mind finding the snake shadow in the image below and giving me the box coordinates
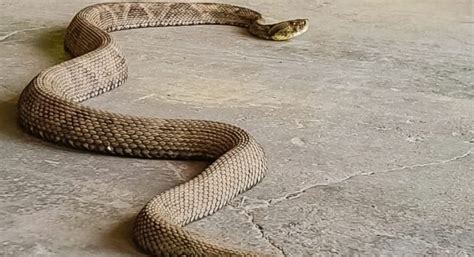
[2,27,209,255]
[0,28,90,155]
[0,27,68,145]
[32,27,146,255]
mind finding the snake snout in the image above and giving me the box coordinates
[269,18,309,41]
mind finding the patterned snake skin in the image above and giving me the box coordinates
[17,2,308,256]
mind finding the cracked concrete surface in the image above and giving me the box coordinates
[1,0,473,256]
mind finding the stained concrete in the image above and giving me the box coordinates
[1,0,473,256]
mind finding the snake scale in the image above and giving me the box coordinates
[18,2,308,256]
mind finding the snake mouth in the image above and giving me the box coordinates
[269,18,309,41]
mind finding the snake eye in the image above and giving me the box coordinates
[294,19,309,30]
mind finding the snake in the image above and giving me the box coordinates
[17,2,308,256]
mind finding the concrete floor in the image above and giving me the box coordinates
[1,0,473,256]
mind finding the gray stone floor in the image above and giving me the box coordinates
[1,0,473,256]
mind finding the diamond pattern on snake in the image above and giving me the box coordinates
[18,2,308,256]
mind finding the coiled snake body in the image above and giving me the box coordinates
[18,2,308,256]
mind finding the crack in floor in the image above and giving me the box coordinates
[238,148,473,211]
[0,27,47,42]
[224,148,472,256]
[228,204,287,257]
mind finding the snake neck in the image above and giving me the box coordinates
[247,20,273,40]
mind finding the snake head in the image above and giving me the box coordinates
[269,19,309,41]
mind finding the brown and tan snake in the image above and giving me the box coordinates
[17,2,308,256]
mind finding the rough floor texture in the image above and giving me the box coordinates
[1,0,473,256]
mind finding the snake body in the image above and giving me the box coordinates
[18,2,308,256]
